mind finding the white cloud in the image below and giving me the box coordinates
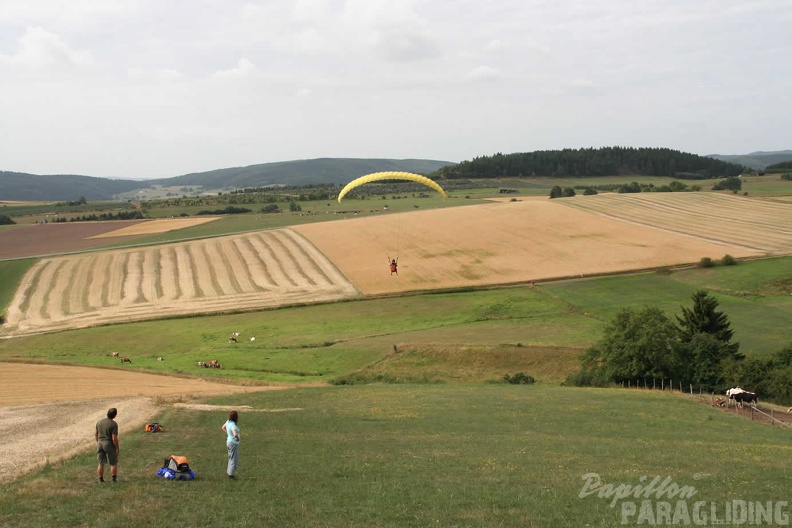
[0,26,93,70]
[465,65,501,82]
[127,66,184,83]
[211,58,259,80]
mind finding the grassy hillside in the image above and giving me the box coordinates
[1,257,789,385]
[3,384,792,528]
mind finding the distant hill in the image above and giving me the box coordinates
[706,150,792,170]
[0,159,453,201]
[145,158,453,189]
[0,172,142,202]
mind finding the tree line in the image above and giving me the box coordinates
[432,147,746,180]
[567,289,792,403]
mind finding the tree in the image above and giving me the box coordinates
[676,290,738,347]
[712,176,741,191]
[675,290,742,389]
[0,214,15,225]
[549,185,563,199]
[562,187,576,197]
[580,307,680,383]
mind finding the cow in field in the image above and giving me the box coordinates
[120,357,132,364]
[229,332,240,343]
[110,352,119,358]
[727,387,757,408]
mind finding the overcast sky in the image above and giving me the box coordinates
[1,1,790,179]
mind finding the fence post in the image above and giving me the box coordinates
[771,408,774,426]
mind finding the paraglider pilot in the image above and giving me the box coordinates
[389,257,398,276]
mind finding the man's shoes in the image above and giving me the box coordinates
[228,474,235,479]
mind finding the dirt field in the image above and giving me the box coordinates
[0,217,219,260]
[0,363,278,483]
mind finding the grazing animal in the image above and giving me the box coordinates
[727,387,757,408]
[229,332,240,343]
[714,397,726,407]
[157,356,163,362]
[120,357,132,364]
[197,361,208,368]
[110,352,120,358]
[250,337,256,342]
[208,359,221,369]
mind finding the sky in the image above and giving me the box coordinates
[1,1,790,180]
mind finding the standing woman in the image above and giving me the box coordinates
[221,410,240,479]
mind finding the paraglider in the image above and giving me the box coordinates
[337,172,446,203]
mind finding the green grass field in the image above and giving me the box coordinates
[1,257,789,385]
[3,385,792,528]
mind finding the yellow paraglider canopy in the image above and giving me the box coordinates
[337,172,446,203]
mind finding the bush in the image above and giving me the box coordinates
[563,369,612,387]
[721,254,737,266]
[503,372,535,385]
[0,214,15,225]
[698,257,714,268]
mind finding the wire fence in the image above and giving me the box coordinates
[618,378,792,430]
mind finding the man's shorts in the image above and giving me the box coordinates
[97,442,117,465]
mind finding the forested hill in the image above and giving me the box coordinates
[432,147,746,180]
[0,172,142,202]
[708,150,792,170]
[146,158,453,189]
[1,159,452,201]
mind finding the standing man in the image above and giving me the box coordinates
[95,407,119,483]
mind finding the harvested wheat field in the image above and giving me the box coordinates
[0,363,277,483]
[2,229,357,336]
[294,194,785,295]
[5,193,790,335]
[560,192,792,253]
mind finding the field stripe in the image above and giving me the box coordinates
[232,237,274,290]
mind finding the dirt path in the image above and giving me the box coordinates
[0,363,284,483]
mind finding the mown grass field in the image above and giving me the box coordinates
[3,385,792,528]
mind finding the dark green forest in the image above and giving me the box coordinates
[765,161,792,173]
[433,147,746,180]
